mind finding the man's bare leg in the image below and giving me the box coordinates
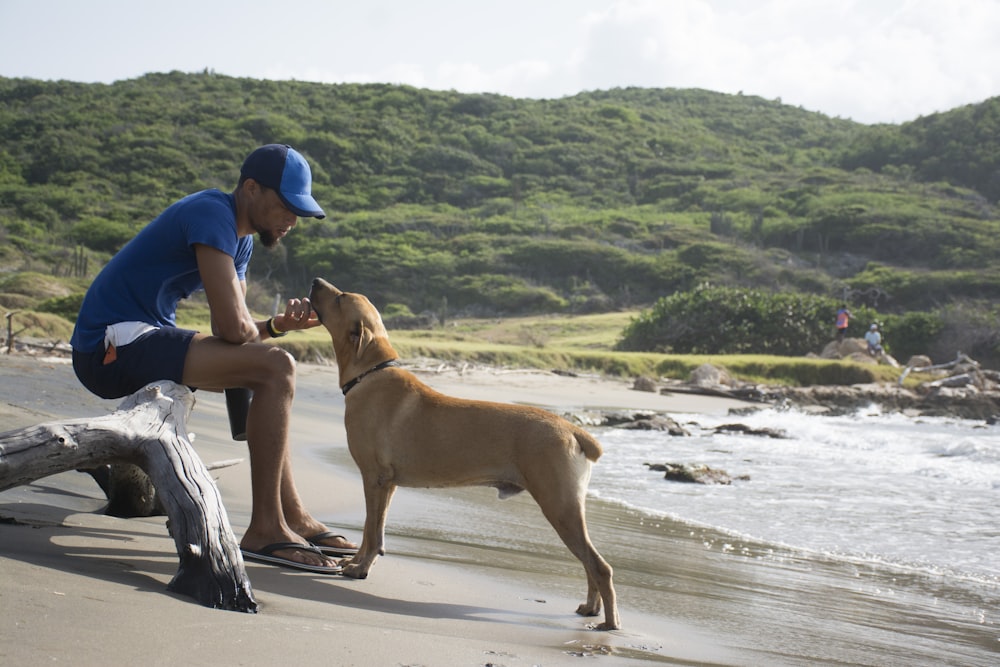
[278,462,357,551]
[181,335,349,567]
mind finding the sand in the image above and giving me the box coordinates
[2,354,996,666]
[0,355,746,666]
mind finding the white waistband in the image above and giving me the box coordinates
[104,321,158,349]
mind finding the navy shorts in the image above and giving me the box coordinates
[72,327,197,399]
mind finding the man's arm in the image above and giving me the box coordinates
[194,243,320,343]
[195,243,259,344]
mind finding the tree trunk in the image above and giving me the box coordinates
[0,381,258,613]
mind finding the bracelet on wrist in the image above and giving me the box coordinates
[266,317,287,338]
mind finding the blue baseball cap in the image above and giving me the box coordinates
[240,144,326,219]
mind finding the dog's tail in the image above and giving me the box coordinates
[574,429,603,462]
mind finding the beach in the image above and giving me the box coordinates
[1,354,997,666]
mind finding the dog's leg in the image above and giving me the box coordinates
[533,490,620,630]
[580,570,601,618]
[341,475,396,579]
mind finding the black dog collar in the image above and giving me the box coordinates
[341,360,401,396]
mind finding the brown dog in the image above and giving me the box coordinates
[309,278,620,630]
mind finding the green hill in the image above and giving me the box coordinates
[1,72,997,364]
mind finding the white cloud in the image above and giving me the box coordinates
[563,0,1000,122]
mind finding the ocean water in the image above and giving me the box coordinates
[589,405,1000,593]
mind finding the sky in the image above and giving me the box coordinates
[1,0,998,125]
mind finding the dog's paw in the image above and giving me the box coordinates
[575,602,601,617]
[341,562,370,579]
[589,620,621,631]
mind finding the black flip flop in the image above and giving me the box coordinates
[307,530,359,557]
[241,542,342,574]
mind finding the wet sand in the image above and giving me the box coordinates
[1,354,997,666]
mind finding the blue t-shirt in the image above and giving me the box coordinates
[71,189,254,352]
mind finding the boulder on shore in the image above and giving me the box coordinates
[714,423,788,439]
[689,363,735,388]
[645,462,749,485]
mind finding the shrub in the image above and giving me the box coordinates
[69,217,136,253]
[35,293,85,321]
[927,302,1000,367]
[881,311,944,362]
[616,284,880,355]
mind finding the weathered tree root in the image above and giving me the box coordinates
[0,381,257,612]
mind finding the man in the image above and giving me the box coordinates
[71,144,355,573]
[865,323,884,357]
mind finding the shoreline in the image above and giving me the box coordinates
[2,354,997,666]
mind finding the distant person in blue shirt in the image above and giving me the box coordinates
[71,145,355,573]
[865,323,884,357]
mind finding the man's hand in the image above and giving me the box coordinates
[271,297,321,333]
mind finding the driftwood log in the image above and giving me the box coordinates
[0,381,258,613]
[897,352,979,385]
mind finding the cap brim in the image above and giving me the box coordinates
[280,192,326,219]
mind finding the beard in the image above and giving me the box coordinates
[250,217,281,248]
[257,229,280,249]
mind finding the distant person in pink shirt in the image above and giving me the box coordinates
[835,304,852,342]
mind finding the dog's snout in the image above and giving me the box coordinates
[311,277,343,296]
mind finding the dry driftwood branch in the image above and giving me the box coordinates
[898,352,978,385]
[0,381,258,613]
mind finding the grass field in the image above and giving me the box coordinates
[278,309,904,387]
[7,299,904,388]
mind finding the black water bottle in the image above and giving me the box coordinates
[224,387,252,441]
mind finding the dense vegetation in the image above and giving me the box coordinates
[615,285,950,363]
[618,286,878,356]
[1,72,998,365]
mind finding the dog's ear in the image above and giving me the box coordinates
[350,321,375,357]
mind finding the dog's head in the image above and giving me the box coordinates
[309,278,395,376]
